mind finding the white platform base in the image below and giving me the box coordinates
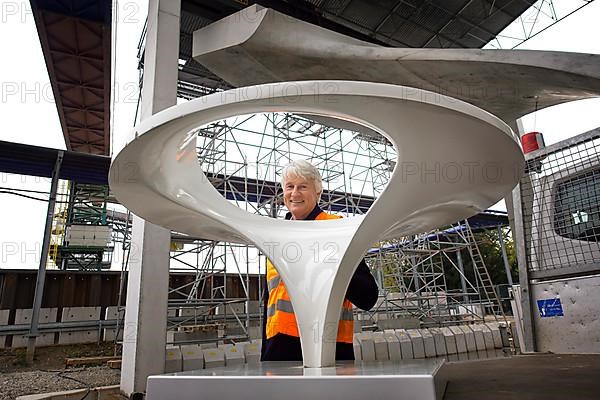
[146,359,448,400]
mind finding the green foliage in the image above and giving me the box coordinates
[372,228,518,294]
[444,227,518,291]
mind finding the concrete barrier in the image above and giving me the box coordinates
[165,346,183,373]
[224,344,245,366]
[406,329,425,358]
[383,330,402,361]
[203,347,225,368]
[12,308,58,348]
[181,344,204,371]
[419,329,436,358]
[58,307,101,345]
[440,327,457,354]
[103,306,124,342]
[458,325,477,352]
[394,329,414,359]
[0,309,10,349]
[428,328,447,356]
[243,341,261,364]
[372,332,389,361]
[448,326,467,353]
[355,332,375,361]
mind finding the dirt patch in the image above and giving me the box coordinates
[0,366,121,400]
[0,342,118,374]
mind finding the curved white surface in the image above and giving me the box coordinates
[110,81,524,367]
[192,5,600,126]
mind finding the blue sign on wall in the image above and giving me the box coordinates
[537,298,564,317]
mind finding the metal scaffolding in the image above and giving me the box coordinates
[362,219,507,330]
[485,0,595,49]
[146,109,509,344]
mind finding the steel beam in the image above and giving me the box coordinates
[26,151,64,362]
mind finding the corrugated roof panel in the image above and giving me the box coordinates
[340,1,390,31]
[321,0,351,15]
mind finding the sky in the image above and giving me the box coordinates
[0,0,599,269]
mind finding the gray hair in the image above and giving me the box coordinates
[281,160,323,196]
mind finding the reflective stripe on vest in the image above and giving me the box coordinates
[267,299,294,317]
[340,308,353,321]
[265,210,354,343]
[267,275,281,292]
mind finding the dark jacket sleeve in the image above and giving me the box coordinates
[345,259,378,311]
[260,278,268,359]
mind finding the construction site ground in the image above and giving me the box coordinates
[1,343,599,399]
[0,343,120,400]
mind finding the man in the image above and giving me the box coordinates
[261,160,378,361]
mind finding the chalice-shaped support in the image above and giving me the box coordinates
[110,81,524,368]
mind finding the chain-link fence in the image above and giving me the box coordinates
[519,129,600,279]
[512,127,600,353]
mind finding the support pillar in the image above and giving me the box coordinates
[26,151,63,363]
[497,226,514,286]
[119,0,180,395]
[511,117,537,352]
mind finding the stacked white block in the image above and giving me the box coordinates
[243,341,261,364]
[351,324,505,363]
[0,310,9,349]
[224,344,245,365]
[428,328,447,356]
[382,330,402,361]
[251,338,262,351]
[480,325,496,350]
[165,346,183,373]
[203,347,226,368]
[58,306,101,345]
[419,329,437,358]
[458,326,477,352]
[215,302,245,315]
[372,332,389,361]
[440,327,457,355]
[453,304,484,318]
[234,341,249,352]
[448,326,467,353]
[470,325,487,351]
[64,225,112,247]
[355,332,375,361]
[406,329,425,358]
[352,338,362,361]
[103,306,124,342]
[12,308,58,348]
[181,345,204,371]
[485,323,504,348]
[394,329,414,359]
[178,307,209,319]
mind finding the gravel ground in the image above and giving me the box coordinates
[0,366,120,400]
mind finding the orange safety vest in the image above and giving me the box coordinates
[265,211,354,344]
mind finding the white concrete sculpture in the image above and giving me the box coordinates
[110,80,524,368]
[192,5,600,128]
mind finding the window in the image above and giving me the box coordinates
[554,168,600,242]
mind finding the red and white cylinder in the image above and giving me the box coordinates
[521,131,545,154]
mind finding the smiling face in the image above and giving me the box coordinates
[283,175,320,220]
